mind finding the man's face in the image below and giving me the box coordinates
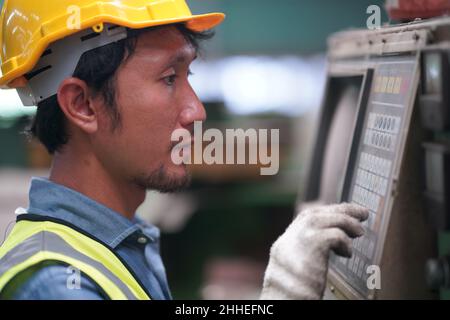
[92,26,205,192]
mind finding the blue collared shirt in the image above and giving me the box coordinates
[10,177,172,300]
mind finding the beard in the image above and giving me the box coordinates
[133,164,191,193]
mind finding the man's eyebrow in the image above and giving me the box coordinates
[164,50,198,68]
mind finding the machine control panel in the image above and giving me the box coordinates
[330,56,420,297]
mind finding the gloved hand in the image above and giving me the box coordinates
[260,203,369,300]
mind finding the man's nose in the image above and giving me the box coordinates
[179,87,206,126]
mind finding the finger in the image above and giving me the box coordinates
[324,203,369,221]
[306,213,365,238]
[322,228,353,258]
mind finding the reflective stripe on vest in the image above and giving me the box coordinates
[0,219,150,300]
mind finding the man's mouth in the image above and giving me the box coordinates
[171,139,194,151]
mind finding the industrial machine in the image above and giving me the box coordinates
[299,17,450,299]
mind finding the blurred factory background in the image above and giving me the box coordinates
[0,0,388,299]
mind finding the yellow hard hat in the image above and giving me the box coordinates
[0,0,225,88]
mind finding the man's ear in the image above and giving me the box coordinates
[57,78,98,134]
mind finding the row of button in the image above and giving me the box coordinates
[355,168,388,196]
[352,185,380,212]
[359,152,392,178]
[364,129,396,151]
[335,253,371,282]
[367,113,400,134]
[348,253,371,280]
[373,75,403,94]
[353,234,376,259]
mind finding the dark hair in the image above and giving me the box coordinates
[28,24,213,154]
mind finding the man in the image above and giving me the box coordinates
[0,0,368,300]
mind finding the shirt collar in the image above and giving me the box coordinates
[26,177,160,249]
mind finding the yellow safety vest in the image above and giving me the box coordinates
[0,215,151,300]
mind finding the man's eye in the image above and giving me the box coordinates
[164,74,177,86]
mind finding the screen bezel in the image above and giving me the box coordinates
[301,70,374,204]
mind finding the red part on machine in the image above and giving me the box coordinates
[386,0,450,20]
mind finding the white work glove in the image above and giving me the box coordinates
[260,203,368,300]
